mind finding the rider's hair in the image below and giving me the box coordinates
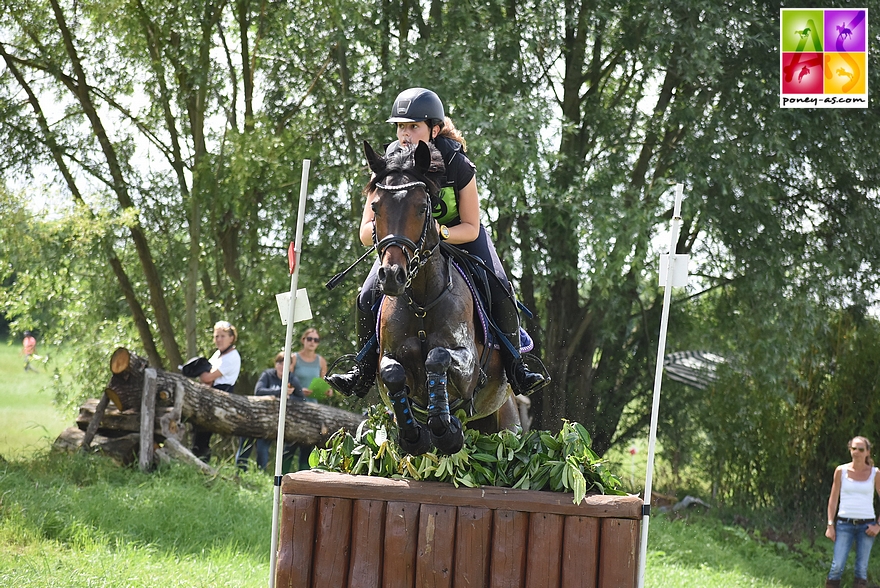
[435,117,467,152]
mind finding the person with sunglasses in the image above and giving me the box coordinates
[824,436,880,588]
[285,328,329,470]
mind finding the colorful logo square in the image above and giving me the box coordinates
[780,8,869,108]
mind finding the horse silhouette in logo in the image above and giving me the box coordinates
[836,68,854,82]
[837,22,853,41]
[798,66,811,83]
[795,27,811,39]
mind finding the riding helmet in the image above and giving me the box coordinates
[386,88,445,125]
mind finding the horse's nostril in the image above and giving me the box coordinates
[378,267,387,281]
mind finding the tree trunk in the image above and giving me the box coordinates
[105,347,363,446]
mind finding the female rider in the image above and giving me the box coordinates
[327,87,547,399]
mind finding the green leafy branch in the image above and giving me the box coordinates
[310,406,625,505]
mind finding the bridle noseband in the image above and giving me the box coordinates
[373,180,439,289]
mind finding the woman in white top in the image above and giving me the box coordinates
[824,436,880,588]
[192,321,242,461]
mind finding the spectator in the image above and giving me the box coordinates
[236,352,304,472]
[286,327,328,470]
[824,435,880,588]
[191,320,241,462]
[22,331,36,372]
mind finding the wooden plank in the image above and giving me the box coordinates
[453,507,492,588]
[525,512,563,588]
[597,518,639,588]
[139,368,157,472]
[415,504,456,588]
[275,495,317,588]
[383,501,420,588]
[282,471,642,519]
[312,497,353,587]
[348,500,387,588]
[560,516,599,588]
[488,510,528,588]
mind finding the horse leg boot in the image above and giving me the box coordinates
[380,357,431,455]
[493,291,548,395]
[325,306,377,398]
[425,348,464,455]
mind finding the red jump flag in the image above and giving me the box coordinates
[287,242,296,275]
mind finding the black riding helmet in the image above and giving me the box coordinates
[386,88,445,128]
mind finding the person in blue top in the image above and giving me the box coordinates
[326,87,547,400]
[236,351,305,471]
[824,436,880,588]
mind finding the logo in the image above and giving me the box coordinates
[780,8,869,108]
[395,99,412,115]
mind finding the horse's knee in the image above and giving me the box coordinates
[425,347,452,373]
[379,356,405,393]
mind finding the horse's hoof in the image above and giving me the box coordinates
[398,424,433,455]
[429,415,463,455]
[425,347,452,372]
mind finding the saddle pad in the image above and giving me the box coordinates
[374,260,534,354]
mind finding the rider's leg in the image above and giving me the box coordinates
[325,302,378,398]
[492,282,548,395]
[460,226,547,395]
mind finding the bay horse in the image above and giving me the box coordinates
[364,140,520,455]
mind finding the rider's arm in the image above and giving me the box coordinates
[359,191,378,246]
[444,177,480,245]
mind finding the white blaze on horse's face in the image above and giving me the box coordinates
[396,121,432,147]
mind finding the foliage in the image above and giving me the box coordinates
[311,406,624,504]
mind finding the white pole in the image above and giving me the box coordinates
[268,159,310,588]
[637,184,684,588]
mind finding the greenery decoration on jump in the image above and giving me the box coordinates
[310,406,625,505]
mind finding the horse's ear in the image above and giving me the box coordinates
[414,141,432,175]
[364,141,385,173]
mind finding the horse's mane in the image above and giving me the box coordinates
[366,142,445,198]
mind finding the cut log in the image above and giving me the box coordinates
[105,347,363,447]
[55,426,139,466]
[77,397,175,433]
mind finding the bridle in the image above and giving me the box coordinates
[373,179,440,290]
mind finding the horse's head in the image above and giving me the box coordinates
[364,140,444,296]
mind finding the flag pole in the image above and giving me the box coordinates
[268,159,310,588]
[637,183,684,588]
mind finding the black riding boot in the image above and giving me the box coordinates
[493,292,548,395]
[325,306,378,398]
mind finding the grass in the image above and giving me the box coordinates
[0,336,867,587]
[0,339,69,459]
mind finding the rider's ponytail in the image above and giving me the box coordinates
[437,117,467,152]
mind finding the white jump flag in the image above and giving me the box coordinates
[268,159,310,588]
[637,184,688,588]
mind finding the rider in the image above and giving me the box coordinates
[326,87,547,399]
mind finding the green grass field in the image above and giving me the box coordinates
[0,337,860,587]
[0,339,70,459]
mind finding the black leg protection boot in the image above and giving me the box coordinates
[325,305,378,398]
[493,291,548,395]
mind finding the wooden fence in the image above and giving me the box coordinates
[276,471,642,588]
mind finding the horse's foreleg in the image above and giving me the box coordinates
[380,357,431,455]
[425,348,464,455]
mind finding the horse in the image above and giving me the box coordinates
[363,140,520,455]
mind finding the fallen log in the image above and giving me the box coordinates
[105,347,363,447]
[55,427,140,465]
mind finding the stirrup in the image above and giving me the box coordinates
[325,354,374,398]
[511,353,551,395]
